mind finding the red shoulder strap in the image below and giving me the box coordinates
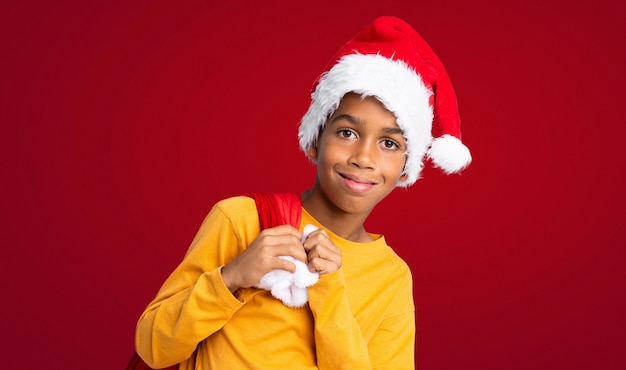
[248,192,302,229]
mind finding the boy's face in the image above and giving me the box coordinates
[308,93,408,214]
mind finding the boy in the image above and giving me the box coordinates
[133,16,471,369]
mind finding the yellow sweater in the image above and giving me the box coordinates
[136,196,415,369]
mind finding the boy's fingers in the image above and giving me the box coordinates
[306,237,342,274]
[262,224,302,238]
[263,241,308,262]
[307,258,341,275]
[272,258,297,273]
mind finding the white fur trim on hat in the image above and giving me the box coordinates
[299,53,434,186]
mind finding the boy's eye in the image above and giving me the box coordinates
[382,139,400,150]
[338,129,356,139]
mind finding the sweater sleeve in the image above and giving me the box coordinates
[308,269,371,369]
[366,271,415,369]
[307,267,415,370]
[135,202,251,368]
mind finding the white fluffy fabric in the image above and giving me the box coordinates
[255,224,320,308]
[427,134,472,174]
[298,53,434,186]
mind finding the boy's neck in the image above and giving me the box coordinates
[300,189,374,243]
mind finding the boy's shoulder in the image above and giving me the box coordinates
[206,196,262,233]
[213,196,257,217]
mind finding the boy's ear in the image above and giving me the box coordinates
[399,172,408,182]
[307,146,318,159]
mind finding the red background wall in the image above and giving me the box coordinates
[2,0,625,368]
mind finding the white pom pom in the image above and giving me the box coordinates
[427,134,472,174]
[254,224,320,308]
[302,224,318,242]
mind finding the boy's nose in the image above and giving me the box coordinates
[349,142,377,170]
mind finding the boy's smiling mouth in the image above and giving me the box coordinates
[338,172,378,192]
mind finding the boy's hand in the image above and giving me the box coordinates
[303,229,342,275]
[221,225,307,293]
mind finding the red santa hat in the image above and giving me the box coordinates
[298,16,471,186]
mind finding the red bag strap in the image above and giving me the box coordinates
[126,192,302,370]
[248,192,302,229]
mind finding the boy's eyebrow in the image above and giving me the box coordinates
[331,114,405,136]
[330,114,360,125]
[382,127,404,136]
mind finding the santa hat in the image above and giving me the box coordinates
[298,16,471,186]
